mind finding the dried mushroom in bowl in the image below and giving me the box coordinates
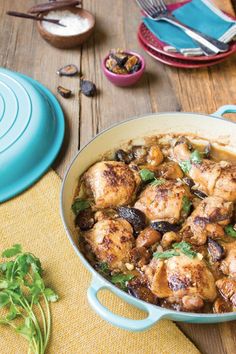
[106,49,142,75]
[72,134,236,313]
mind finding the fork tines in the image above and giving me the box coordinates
[136,0,168,17]
[136,0,156,17]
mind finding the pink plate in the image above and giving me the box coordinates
[138,1,236,62]
[138,34,228,69]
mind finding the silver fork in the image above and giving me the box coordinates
[137,0,229,56]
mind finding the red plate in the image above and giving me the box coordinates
[138,34,228,69]
[138,1,236,62]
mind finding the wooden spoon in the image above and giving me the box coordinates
[28,0,81,14]
[6,11,66,27]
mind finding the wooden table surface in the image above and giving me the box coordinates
[1,0,236,353]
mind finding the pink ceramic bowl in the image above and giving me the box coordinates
[102,51,145,87]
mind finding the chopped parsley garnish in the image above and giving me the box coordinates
[190,150,202,164]
[97,262,110,277]
[111,274,134,290]
[173,241,197,259]
[153,250,180,259]
[179,160,192,174]
[182,196,192,215]
[139,169,166,187]
[179,149,202,174]
[139,169,155,182]
[150,178,166,186]
[224,225,236,238]
[71,198,90,215]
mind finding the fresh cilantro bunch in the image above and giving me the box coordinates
[0,244,58,354]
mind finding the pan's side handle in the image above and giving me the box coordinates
[87,277,166,332]
[213,105,236,117]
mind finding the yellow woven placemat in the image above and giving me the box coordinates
[0,170,200,354]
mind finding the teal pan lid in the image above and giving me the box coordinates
[0,68,65,202]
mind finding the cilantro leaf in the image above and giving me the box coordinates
[182,196,192,215]
[139,169,155,182]
[0,292,10,308]
[190,150,202,164]
[179,160,192,174]
[179,149,203,175]
[173,241,197,259]
[111,274,134,290]
[72,198,90,215]
[225,225,236,238]
[44,288,59,302]
[0,245,58,353]
[16,318,35,340]
[151,178,166,186]
[6,304,19,321]
[97,262,110,277]
[2,244,22,258]
[0,280,8,289]
[154,250,180,259]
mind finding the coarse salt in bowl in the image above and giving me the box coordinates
[42,10,90,36]
[37,7,95,49]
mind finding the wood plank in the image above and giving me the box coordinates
[0,0,81,178]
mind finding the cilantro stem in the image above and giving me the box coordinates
[32,337,39,354]
[38,302,47,349]
[0,245,58,354]
[43,294,51,350]
[19,298,43,354]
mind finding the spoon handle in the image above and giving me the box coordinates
[6,11,65,27]
[28,0,81,14]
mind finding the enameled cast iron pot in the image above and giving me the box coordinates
[61,105,236,331]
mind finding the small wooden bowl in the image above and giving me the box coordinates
[37,7,95,49]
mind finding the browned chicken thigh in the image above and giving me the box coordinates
[181,196,233,245]
[134,180,191,223]
[172,138,236,202]
[220,242,236,278]
[83,161,140,208]
[144,253,217,311]
[84,218,135,271]
[75,135,236,314]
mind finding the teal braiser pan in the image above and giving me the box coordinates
[0,68,64,202]
[61,106,236,331]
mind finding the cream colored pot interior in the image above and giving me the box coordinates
[61,112,236,246]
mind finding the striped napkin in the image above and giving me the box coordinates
[143,0,236,56]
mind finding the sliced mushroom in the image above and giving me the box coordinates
[213,298,232,313]
[151,221,181,234]
[115,149,133,164]
[130,247,151,267]
[75,209,95,231]
[146,145,163,166]
[117,207,146,232]
[193,190,208,199]
[136,227,161,248]
[207,238,225,262]
[131,146,147,164]
[127,285,158,304]
[161,231,181,249]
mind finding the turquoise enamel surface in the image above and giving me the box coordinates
[0,68,64,202]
